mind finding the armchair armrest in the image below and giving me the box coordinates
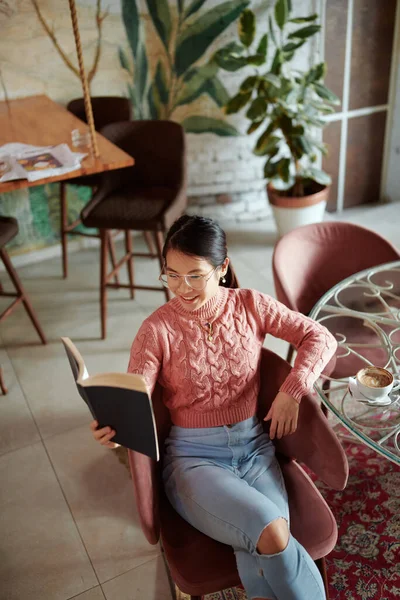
[257,348,348,490]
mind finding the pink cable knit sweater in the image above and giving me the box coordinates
[128,287,337,428]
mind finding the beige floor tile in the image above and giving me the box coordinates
[102,556,172,600]
[0,348,40,455]
[0,442,97,600]
[45,424,159,584]
[3,308,146,440]
[69,586,106,600]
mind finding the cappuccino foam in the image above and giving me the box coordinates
[359,371,391,388]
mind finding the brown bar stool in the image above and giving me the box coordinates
[60,96,132,279]
[0,217,47,345]
[81,120,187,339]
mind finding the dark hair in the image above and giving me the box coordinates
[162,215,239,288]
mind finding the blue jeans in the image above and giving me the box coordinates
[163,416,325,600]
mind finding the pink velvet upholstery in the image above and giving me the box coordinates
[272,221,400,379]
[128,347,348,598]
[273,221,400,315]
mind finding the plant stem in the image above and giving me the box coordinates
[293,160,304,197]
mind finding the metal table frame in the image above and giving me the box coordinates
[309,260,400,465]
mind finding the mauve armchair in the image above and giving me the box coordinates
[272,221,400,378]
[128,347,348,600]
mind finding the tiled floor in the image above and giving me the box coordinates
[0,203,399,600]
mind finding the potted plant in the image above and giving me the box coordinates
[216,0,340,236]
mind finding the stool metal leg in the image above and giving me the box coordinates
[100,230,109,340]
[125,231,134,299]
[0,367,8,395]
[154,231,170,302]
[60,182,68,279]
[0,249,47,344]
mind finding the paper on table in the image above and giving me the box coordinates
[0,143,86,183]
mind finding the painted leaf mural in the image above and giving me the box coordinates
[120,0,249,135]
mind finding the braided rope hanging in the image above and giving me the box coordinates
[67,0,100,157]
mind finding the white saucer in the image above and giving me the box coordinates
[348,377,394,406]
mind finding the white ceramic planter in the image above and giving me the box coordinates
[267,183,330,237]
[271,200,327,237]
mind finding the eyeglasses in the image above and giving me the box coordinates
[159,266,220,291]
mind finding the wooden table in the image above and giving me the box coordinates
[0,94,134,193]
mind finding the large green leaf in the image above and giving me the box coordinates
[204,77,230,106]
[296,135,313,154]
[277,157,291,182]
[274,0,288,30]
[240,75,258,93]
[289,14,318,24]
[309,99,335,114]
[136,41,148,101]
[264,73,281,87]
[270,48,283,74]
[213,41,245,71]
[247,120,263,134]
[288,24,321,40]
[225,91,252,114]
[175,0,250,77]
[181,116,240,136]
[214,50,247,71]
[145,0,172,50]
[184,0,208,19]
[147,82,160,119]
[306,62,326,83]
[247,54,265,66]
[254,133,280,156]
[127,82,140,118]
[282,40,305,52]
[257,33,268,56]
[246,97,267,121]
[175,63,218,106]
[238,9,256,47]
[154,61,169,105]
[121,0,139,58]
[313,82,340,105]
[269,15,277,45]
[308,167,331,185]
[118,47,131,73]
[264,158,280,179]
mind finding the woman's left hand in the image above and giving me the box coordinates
[264,392,299,440]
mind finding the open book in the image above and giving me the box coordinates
[61,337,159,461]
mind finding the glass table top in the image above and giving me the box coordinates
[309,261,400,465]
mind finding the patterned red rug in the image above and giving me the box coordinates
[181,439,400,600]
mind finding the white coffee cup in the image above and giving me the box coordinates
[356,366,400,400]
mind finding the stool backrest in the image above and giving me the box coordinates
[67,96,132,131]
[100,120,186,190]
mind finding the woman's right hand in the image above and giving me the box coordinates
[90,420,119,449]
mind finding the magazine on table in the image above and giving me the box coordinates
[0,143,86,183]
